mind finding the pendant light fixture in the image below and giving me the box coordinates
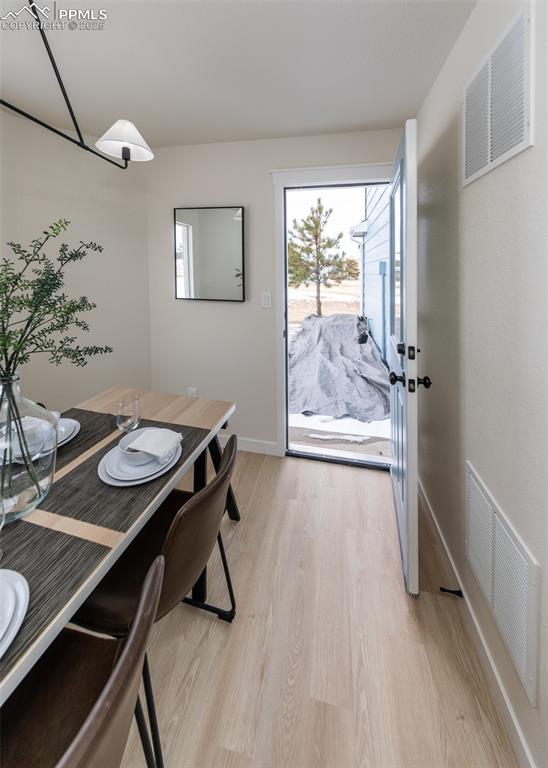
[0,1,152,170]
[95,120,154,163]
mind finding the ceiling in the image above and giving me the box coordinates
[0,0,475,148]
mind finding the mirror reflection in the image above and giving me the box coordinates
[174,207,245,301]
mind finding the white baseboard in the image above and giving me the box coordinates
[217,432,282,457]
[418,480,537,768]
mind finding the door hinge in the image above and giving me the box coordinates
[408,378,416,393]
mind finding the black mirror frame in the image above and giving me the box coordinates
[173,206,245,303]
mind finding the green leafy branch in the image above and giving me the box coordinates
[0,219,113,377]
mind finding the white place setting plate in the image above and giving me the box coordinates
[0,581,16,643]
[105,447,174,482]
[57,417,80,447]
[98,442,182,487]
[0,570,30,661]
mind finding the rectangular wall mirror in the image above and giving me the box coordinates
[174,206,245,301]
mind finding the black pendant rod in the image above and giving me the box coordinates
[0,98,128,169]
[0,0,128,170]
[27,0,84,144]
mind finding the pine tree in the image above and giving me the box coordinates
[288,198,359,316]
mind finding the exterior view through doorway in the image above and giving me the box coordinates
[285,182,392,466]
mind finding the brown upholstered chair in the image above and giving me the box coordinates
[73,435,238,768]
[1,556,164,768]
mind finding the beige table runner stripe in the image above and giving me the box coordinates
[18,426,123,544]
[54,429,121,481]
[23,509,123,548]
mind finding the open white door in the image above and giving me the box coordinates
[389,119,419,596]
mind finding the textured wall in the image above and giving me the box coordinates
[0,111,151,410]
[417,2,548,764]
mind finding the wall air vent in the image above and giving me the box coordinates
[466,469,494,603]
[463,8,533,186]
[465,462,540,705]
[464,62,490,181]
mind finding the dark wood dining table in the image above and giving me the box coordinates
[0,385,237,706]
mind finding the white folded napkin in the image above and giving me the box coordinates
[9,416,54,455]
[126,428,182,464]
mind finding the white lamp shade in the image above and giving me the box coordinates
[95,119,154,162]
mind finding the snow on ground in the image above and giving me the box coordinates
[289,412,390,440]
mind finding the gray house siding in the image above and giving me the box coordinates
[363,184,390,361]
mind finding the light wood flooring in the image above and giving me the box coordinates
[122,452,517,768]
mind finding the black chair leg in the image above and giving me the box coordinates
[135,695,157,768]
[208,436,241,521]
[217,532,236,618]
[183,533,236,623]
[142,654,165,768]
[191,450,208,602]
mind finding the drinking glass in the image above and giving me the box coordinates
[116,395,141,433]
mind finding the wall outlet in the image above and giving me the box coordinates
[187,387,198,398]
[261,291,272,309]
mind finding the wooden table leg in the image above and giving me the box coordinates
[191,450,208,602]
[208,434,241,522]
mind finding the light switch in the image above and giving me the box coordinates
[261,291,272,309]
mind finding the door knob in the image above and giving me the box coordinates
[417,376,432,389]
[389,371,405,386]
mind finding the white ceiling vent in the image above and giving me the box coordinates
[463,7,533,186]
[465,462,540,705]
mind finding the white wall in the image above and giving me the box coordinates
[143,129,400,449]
[416,2,548,765]
[0,111,151,410]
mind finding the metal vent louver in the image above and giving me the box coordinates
[465,462,540,705]
[463,9,532,185]
[493,516,530,683]
[466,471,494,602]
[464,63,490,180]
[491,13,527,161]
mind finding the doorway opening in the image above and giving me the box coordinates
[284,182,392,466]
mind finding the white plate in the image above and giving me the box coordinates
[57,418,80,447]
[57,418,76,443]
[0,570,30,661]
[0,581,16,643]
[105,447,171,482]
[98,443,182,487]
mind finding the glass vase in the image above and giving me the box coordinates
[0,374,57,524]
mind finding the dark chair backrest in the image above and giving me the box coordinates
[58,556,165,768]
[157,435,237,619]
